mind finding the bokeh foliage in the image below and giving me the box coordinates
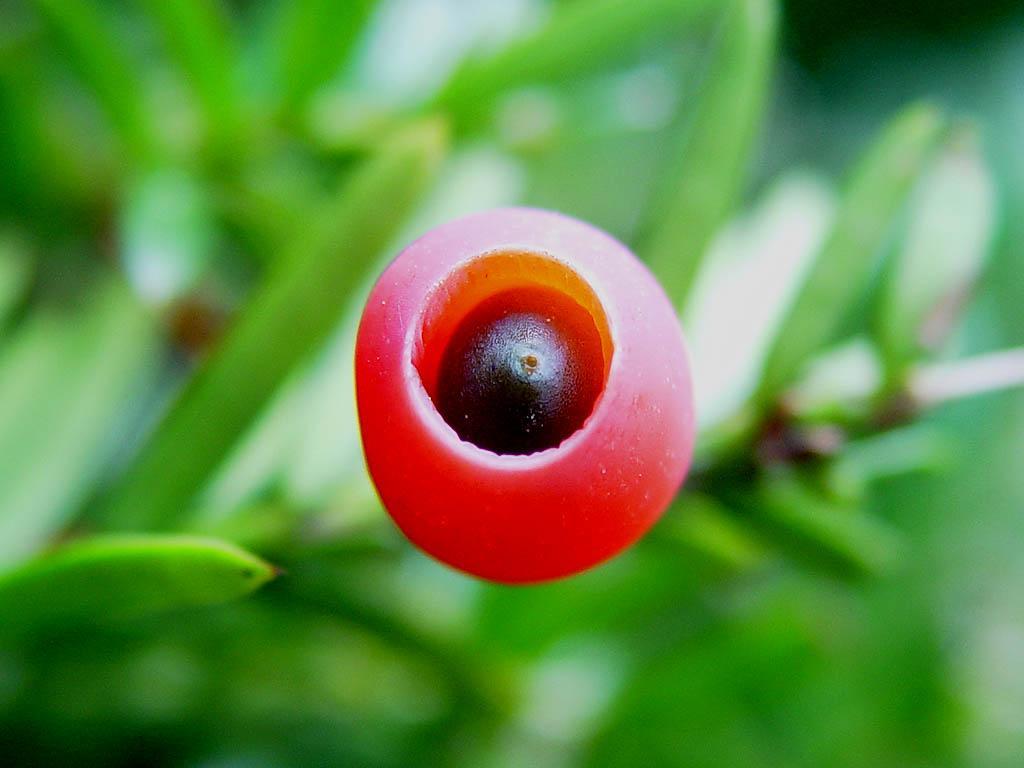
[1,0,1023,766]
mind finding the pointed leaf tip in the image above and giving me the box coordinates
[0,534,277,635]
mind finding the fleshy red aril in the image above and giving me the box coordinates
[355,208,695,583]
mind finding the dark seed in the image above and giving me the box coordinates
[435,287,604,455]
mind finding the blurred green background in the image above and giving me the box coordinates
[1,0,1023,766]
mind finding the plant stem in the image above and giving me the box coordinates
[910,347,1024,407]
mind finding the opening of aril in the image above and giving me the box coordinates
[414,250,613,455]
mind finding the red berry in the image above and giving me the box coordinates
[355,208,695,583]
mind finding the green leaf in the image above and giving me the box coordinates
[0,232,32,330]
[434,0,719,128]
[0,45,54,208]
[0,535,275,634]
[0,314,70,448]
[0,283,158,568]
[640,0,778,308]
[755,103,947,403]
[827,424,951,501]
[783,337,881,425]
[138,0,243,153]
[875,128,997,382]
[119,168,216,303]
[656,493,766,570]
[30,0,157,161]
[0,39,101,207]
[273,0,380,114]
[684,172,836,431]
[751,473,902,579]
[101,118,448,530]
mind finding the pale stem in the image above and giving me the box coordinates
[910,348,1024,407]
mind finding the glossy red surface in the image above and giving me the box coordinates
[356,207,695,583]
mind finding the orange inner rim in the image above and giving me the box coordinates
[414,249,614,404]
